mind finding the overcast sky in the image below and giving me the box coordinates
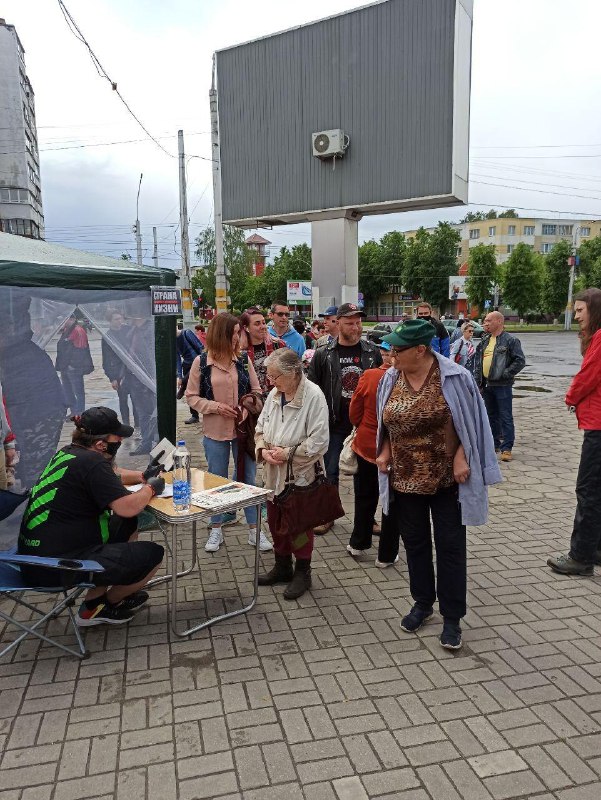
[3,0,601,268]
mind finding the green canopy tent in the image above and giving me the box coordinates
[0,239,177,490]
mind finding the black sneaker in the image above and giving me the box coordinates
[400,605,433,633]
[547,553,594,576]
[119,591,149,613]
[440,620,462,650]
[184,416,199,424]
[76,600,134,627]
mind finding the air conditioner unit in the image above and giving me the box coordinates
[312,129,349,159]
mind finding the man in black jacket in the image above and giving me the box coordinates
[308,303,382,534]
[474,311,525,462]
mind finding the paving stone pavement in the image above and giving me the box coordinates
[2,350,601,800]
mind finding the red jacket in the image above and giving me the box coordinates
[565,329,601,430]
[349,366,387,463]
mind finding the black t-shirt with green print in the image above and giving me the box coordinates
[18,445,130,559]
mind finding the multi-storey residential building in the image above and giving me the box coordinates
[0,18,44,239]
[404,216,601,266]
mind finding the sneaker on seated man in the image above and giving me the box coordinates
[17,406,165,626]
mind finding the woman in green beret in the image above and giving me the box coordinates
[375,319,502,651]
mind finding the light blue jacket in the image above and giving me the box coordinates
[376,351,502,525]
[267,325,306,357]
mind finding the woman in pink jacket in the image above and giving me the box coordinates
[548,288,601,576]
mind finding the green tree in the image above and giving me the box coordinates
[243,243,312,310]
[578,234,601,288]
[541,239,571,316]
[465,243,499,311]
[194,224,254,310]
[120,252,132,260]
[498,209,519,218]
[402,223,460,311]
[358,240,387,315]
[502,243,543,317]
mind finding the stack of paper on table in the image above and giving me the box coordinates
[191,482,266,511]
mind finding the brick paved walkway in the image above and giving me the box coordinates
[2,365,601,800]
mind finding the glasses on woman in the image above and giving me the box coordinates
[391,346,413,354]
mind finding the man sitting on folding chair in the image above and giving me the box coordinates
[17,406,165,627]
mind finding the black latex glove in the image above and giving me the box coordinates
[142,450,165,481]
[146,476,165,497]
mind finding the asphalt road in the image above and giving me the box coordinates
[512,331,580,402]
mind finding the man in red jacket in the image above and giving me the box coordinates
[548,288,601,576]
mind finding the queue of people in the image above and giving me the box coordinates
[14,290,600,648]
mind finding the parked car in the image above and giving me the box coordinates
[442,319,484,338]
[366,322,394,342]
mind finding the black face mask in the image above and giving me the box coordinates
[103,441,121,458]
[418,314,432,323]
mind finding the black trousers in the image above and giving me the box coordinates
[349,455,400,561]
[393,485,467,621]
[569,430,601,565]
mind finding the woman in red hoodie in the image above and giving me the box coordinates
[548,287,601,576]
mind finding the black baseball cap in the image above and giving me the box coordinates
[337,302,366,318]
[78,407,134,438]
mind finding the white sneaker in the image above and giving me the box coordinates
[205,529,224,552]
[347,545,365,557]
[375,554,400,569]
[248,529,273,552]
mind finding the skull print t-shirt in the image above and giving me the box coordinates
[334,343,363,434]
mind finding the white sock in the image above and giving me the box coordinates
[248,527,257,536]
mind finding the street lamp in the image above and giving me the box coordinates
[564,225,580,331]
[135,172,143,266]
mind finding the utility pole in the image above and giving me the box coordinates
[178,129,194,323]
[210,55,228,313]
[565,225,580,331]
[152,226,159,268]
[135,172,143,266]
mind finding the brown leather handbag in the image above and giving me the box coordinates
[267,449,345,538]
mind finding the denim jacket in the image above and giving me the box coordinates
[376,352,502,525]
[474,331,525,387]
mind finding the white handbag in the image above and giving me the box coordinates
[339,428,358,475]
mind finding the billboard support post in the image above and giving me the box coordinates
[311,216,359,314]
[210,57,228,313]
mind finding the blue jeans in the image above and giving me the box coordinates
[203,437,257,526]
[483,384,515,452]
[323,429,347,486]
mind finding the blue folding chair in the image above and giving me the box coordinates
[0,489,105,660]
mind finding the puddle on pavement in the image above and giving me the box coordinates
[515,385,552,393]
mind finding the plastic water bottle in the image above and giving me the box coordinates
[172,440,191,513]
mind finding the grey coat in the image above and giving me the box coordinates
[376,352,502,526]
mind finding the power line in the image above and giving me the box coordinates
[55,0,176,159]
[472,142,601,150]
[470,179,601,204]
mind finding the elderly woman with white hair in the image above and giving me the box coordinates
[255,348,329,599]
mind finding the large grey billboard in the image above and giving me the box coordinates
[216,0,472,227]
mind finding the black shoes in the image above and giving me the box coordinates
[119,590,150,613]
[258,555,293,586]
[547,554,594,576]
[440,620,462,650]
[283,559,312,600]
[184,416,199,425]
[400,605,433,633]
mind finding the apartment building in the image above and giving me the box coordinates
[405,217,601,266]
[0,19,44,239]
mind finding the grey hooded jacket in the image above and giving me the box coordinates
[376,352,502,525]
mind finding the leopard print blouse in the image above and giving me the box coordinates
[383,362,455,495]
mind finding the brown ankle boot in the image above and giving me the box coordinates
[283,559,312,600]
[258,554,293,586]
